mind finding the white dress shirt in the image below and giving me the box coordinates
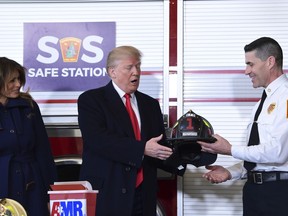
[112,81,141,129]
[228,74,288,180]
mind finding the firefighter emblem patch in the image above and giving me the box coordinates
[267,103,276,114]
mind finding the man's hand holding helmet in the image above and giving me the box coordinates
[144,134,173,160]
[198,134,232,156]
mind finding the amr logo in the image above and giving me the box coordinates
[50,200,86,216]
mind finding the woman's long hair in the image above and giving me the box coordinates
[0,57,33,107]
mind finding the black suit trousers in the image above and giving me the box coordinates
[243,180,288,216]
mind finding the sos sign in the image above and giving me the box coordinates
[36,35,105,64]
[24,22,115,91]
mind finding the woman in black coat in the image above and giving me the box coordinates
[0,57,57,215]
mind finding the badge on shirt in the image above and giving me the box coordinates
[267,103,276,114]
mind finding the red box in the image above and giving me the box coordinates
[48,181,98,216]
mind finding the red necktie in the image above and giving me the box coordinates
[124,93,143,187]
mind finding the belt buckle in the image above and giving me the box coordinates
[253,173,263,184]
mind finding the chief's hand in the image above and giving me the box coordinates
[144,134,173,160]
[203,165,232,184]
[197,134,232,155]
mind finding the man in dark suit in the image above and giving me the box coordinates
[78,46,183,216]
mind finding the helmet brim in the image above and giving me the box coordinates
[166,136,216,143]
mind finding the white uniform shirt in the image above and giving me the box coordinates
[228,74,288,180]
